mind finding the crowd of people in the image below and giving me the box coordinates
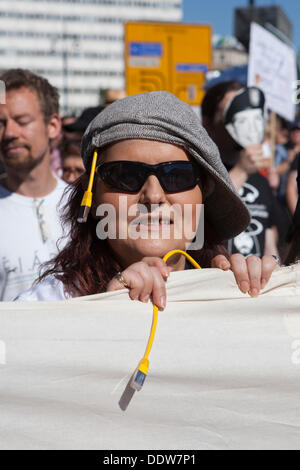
[0,68,299,302]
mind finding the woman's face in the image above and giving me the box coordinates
[93,139,203,269]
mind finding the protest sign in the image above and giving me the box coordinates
[248,22,297,122]
[1,266,300,449]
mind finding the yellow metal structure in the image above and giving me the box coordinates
[125,22,212,106]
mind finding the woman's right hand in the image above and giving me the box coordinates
[106,257,172,310]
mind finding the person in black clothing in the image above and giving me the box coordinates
[286,152,300,215]
[285,156,300,264]
[286,119,300,159]
[202,81,282,259]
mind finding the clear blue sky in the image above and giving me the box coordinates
[183,0,300,51]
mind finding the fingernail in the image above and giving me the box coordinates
[163,271,169,278]
[239,281,250,293]
[261,279,267,290]
[160,296,166,309]
[250,288,259,298]
[221,263,229,270]
[141,295,150,303]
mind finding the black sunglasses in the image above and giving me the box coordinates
[96,161,201,193]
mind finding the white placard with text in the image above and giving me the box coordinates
[248,22,297,121]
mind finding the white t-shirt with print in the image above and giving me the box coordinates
[0,178,68,301]
[15,274,71,301]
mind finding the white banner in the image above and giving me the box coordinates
[0,266,300,450]
[248,22,297,122]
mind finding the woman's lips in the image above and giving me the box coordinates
[127,214,175,235]
[135,220,173,232]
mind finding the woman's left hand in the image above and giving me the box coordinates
[211,254,278,297]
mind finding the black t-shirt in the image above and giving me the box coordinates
[226,173,281,258]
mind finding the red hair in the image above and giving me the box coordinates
[39,177,229,297]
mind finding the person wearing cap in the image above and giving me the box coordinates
[15,91,277,303]
[202,81,282,260]
[62,106,104,141]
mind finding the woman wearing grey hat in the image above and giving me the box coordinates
[16,91,277,303]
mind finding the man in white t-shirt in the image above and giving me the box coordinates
[0,69,68,301]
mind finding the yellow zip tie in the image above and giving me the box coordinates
[77,150,98,223]
[130,250,201,391]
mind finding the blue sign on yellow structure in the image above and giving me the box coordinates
[125,22,212,106]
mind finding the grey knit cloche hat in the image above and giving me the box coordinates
[81,91,250,242]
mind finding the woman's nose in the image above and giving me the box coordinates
[139,175,167,205]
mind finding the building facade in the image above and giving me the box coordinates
[213,48,248,71]
[0,0,182,113]
[213,35,248,71]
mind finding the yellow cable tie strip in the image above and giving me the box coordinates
[130,250,201,391]
[163,249,202,270]
[77,150,98,223]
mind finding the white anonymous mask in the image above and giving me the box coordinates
[223,87,266,148]
[225,108,265,148]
